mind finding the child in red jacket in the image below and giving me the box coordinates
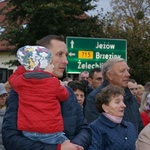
[9,45,69,144]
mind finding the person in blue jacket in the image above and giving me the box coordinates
[88,84,138,150]
[2,35,91,150]
[84,57,143,134]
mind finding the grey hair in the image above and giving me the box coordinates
[79,71,89,78]
[102,57,125,80]
[139,89,150,112]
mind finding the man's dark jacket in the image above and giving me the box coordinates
[84,80,143,134]
[2,87,91,150]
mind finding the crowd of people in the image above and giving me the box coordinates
[0,34,150,150]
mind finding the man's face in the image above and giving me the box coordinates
[128,82,138,96]
[79,72,89,80]
[107,61,130,88]
[88,71,103,89]
[48,39,68,78]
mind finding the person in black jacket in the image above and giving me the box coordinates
[2,35,91,150]
[84,57,143,134]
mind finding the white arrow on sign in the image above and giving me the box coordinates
[69,52,76,57]
[70,40,74,48]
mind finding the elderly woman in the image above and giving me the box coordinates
[139,88,150,126]
[88,84,138,150]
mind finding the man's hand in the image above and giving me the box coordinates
[61,140,84,150]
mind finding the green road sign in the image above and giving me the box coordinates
[66,36,127,74]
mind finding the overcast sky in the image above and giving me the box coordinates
[87,0,112,16]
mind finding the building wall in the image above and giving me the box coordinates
[0,51,16,70]
[0,2,17,83]
[0,51,16,83]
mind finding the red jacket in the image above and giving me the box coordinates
[140,111,150,127]
[9,66,69,133]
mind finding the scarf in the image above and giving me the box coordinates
[103,112,123,124]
